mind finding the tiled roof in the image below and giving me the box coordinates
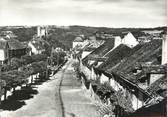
[147,74,167,96]
[8,39,26,50]
[130,98,166,117]
[98,44,132,71]
[0,31,17,38]
[141,64,167,74]
[0,38,26,50]
[83,38,115,63]
[73,36,84,42]
[110,39,162,82]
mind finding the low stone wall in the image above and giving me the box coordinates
[80,75,115,117]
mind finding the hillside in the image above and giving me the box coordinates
[0,25,167,50]
[47,25,167,50]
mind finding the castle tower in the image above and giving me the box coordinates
[37,26,41,37]
[40,27,46,36]
[37,26,48,38]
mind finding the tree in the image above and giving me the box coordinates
[0,70,29,100]
[25,61,47,75]
[10,58,23,69]
[21,55,33,65]
[31,54,47,62]
[1,64,11,72]
[51,51,66,65]
[21,54,48,66]
[12,27,36,42]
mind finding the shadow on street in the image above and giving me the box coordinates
[0,86,38,111]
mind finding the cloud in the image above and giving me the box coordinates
[0,0,166,27]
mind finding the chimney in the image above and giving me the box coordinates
[37,26,41,37]
[162,32,167,65]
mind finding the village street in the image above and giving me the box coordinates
[0,59,100,117]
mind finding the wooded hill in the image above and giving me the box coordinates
[0,26,167,50]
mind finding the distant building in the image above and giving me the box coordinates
[0,37,27,65]
[73,36,84,49]
[0,38,9,64]
[28,39,45,55]
[28,33,50,55]
[162,33,167,65]
[142,30,163,38]
[114,32,139,48]
[137,36,151,43]
[121,32,139,48]
[88,35,96,41]
[95,31,113,40]
[0,31,17,39]
[37,26,48,38]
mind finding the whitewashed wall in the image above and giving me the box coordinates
[80,61,145,111]
[114,36,122,48]
[82,51,92,59]
[104,73,144,110]
[91,67,97,80]
[28,42,38,55]
[150,74,164,85]
[109,78,124,91]
[40,28,46,36]
[122,32,139,48]
[81,65,92,80]
[132,94,143,110]
[162,34,167,64]
[100,73,109,84]
[0,49,5,61]
[72,42,83,48]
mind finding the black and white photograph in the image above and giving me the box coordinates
[0,0,167,117]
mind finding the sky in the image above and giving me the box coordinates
[0,0,166,27]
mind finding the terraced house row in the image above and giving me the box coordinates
[72,31,167,117]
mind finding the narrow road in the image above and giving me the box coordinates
[0,59,99,117]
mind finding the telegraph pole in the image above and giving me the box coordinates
[46,57,49,79]
[57,51,59,67]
